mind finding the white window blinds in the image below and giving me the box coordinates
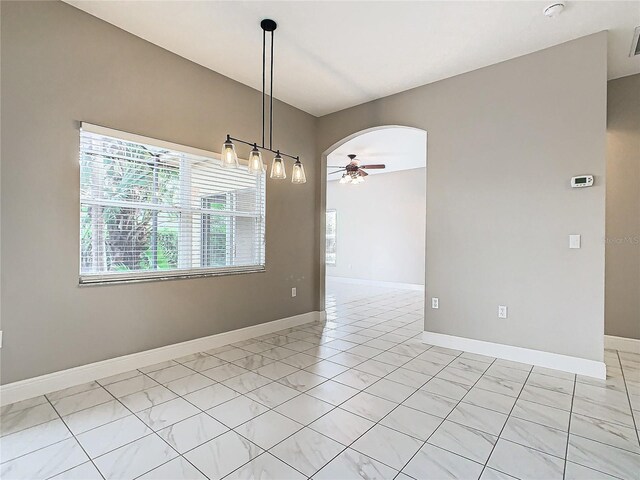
[79,124,265,284]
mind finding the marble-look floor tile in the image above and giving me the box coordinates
[448,402,508,436]
[212,347,253,362]
[118,385,178,412]
[436,366,482,387]
[340,392,397,422]
[314,448,398,480]
[185,431,262,479]
[98,370,142,386]
[479,467,518,480]
[271,427,345,476]
[181,355,226,372]
[484,364,530,383]
[563,461,620,480]
[50,461,103,479]
[571,395,635,428]
[234,410,303,449]
[462,387,516,415]
[306,380,359,406]
[429,420,497,464]
[104,375,158,398]
[421,377,470,400]
[309,407,375,446]
[138,360,178,374]
[138,457,207,479]
[201,363,248,382]
[280,352,321,369]
[206,395,269,428]
[487,439,564,479]
[526,373,574,395]
[245,382,301,408]
[76,414,152,458]
[225,452,305,480]
[402,389,458,418]
[136,397,200,431]
[380,404,441,441]
[567,433,640,479]
[183,383,239,410]
[511,398,570,431]
[352,424,422,470]
[500,416,567,458]
[277,370,326,392]
[0,437,88,480]
[255,361,299,380]
[0,418,71,463]
[333,369,381,390]
[94,434,177,480]
[303,360,350,378]
[163,373,215,396]
[385,367,432,388]
[63,399,130,435]
[274,393,334,425]
[403,443,484,480]
[146,364,194,384]
[46,382,102,402]
[157,412,227,453]
[519,384,572,411]
[570,412,640,453]
[222,371,273,394]
[364,378,416,403]
[354,359,398,377]
[329,352,369,368]
[51,387,113,417]
[0,396,47,417]
[532,366,575,381]
[475,376,523,398]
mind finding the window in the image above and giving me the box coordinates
[326,210,337,266]
[79,124,265,284]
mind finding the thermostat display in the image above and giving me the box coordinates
[571,175,594,188]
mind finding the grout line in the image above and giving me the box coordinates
[478,364,534,479]
[44,395,106,480]
[617,350,640,446]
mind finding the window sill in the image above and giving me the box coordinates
[79,266,266,286]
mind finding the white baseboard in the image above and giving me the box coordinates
[422,331,606,379]
[0,311,323,407]
[605,335,640,354]
[327,276,424,292]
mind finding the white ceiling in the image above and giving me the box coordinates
[66,1,640,116]
[327,127,427,181]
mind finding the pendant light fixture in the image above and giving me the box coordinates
[222,19,306,184]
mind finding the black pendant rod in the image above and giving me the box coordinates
[269,30,274,150]
[262,29,266,148]
[226,134,299,161]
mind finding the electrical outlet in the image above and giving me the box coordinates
[291,287,297,298]
[431,298,439,309]
[498,305,508,319]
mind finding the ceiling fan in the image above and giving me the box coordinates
[328,154,386,184]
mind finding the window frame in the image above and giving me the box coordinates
[78,123,266,285]
[326,209,337,267]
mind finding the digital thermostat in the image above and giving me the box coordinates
[571,175,594,188]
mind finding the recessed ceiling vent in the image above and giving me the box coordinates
[631,26,640,57]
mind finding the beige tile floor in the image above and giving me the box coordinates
[1,280,639,479]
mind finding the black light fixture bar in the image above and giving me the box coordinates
[223,18,305,183]
[225,134,299,161]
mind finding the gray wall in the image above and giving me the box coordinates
[605,74,640,340]
[318,33,608,362]
[327,168,426,285]
[0,1,319,384]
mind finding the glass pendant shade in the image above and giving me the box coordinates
[291,159,306,184]
[221,139,239,168]
[270,152,286,179]
[247,145,265,175]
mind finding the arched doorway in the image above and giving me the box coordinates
[319,126,428,312]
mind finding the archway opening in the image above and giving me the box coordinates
[319,126,427,311]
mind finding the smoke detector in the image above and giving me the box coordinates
[543,3,565,17]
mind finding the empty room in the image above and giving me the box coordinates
[1,1,639,479]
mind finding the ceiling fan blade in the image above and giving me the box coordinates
[328,169,345,175]
[327,165,346,168]
[358,169,369,176]
[360,164,386,169]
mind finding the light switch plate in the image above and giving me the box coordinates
[431,298,439,309]
[291,287,297,298]
[569,234,581,249]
